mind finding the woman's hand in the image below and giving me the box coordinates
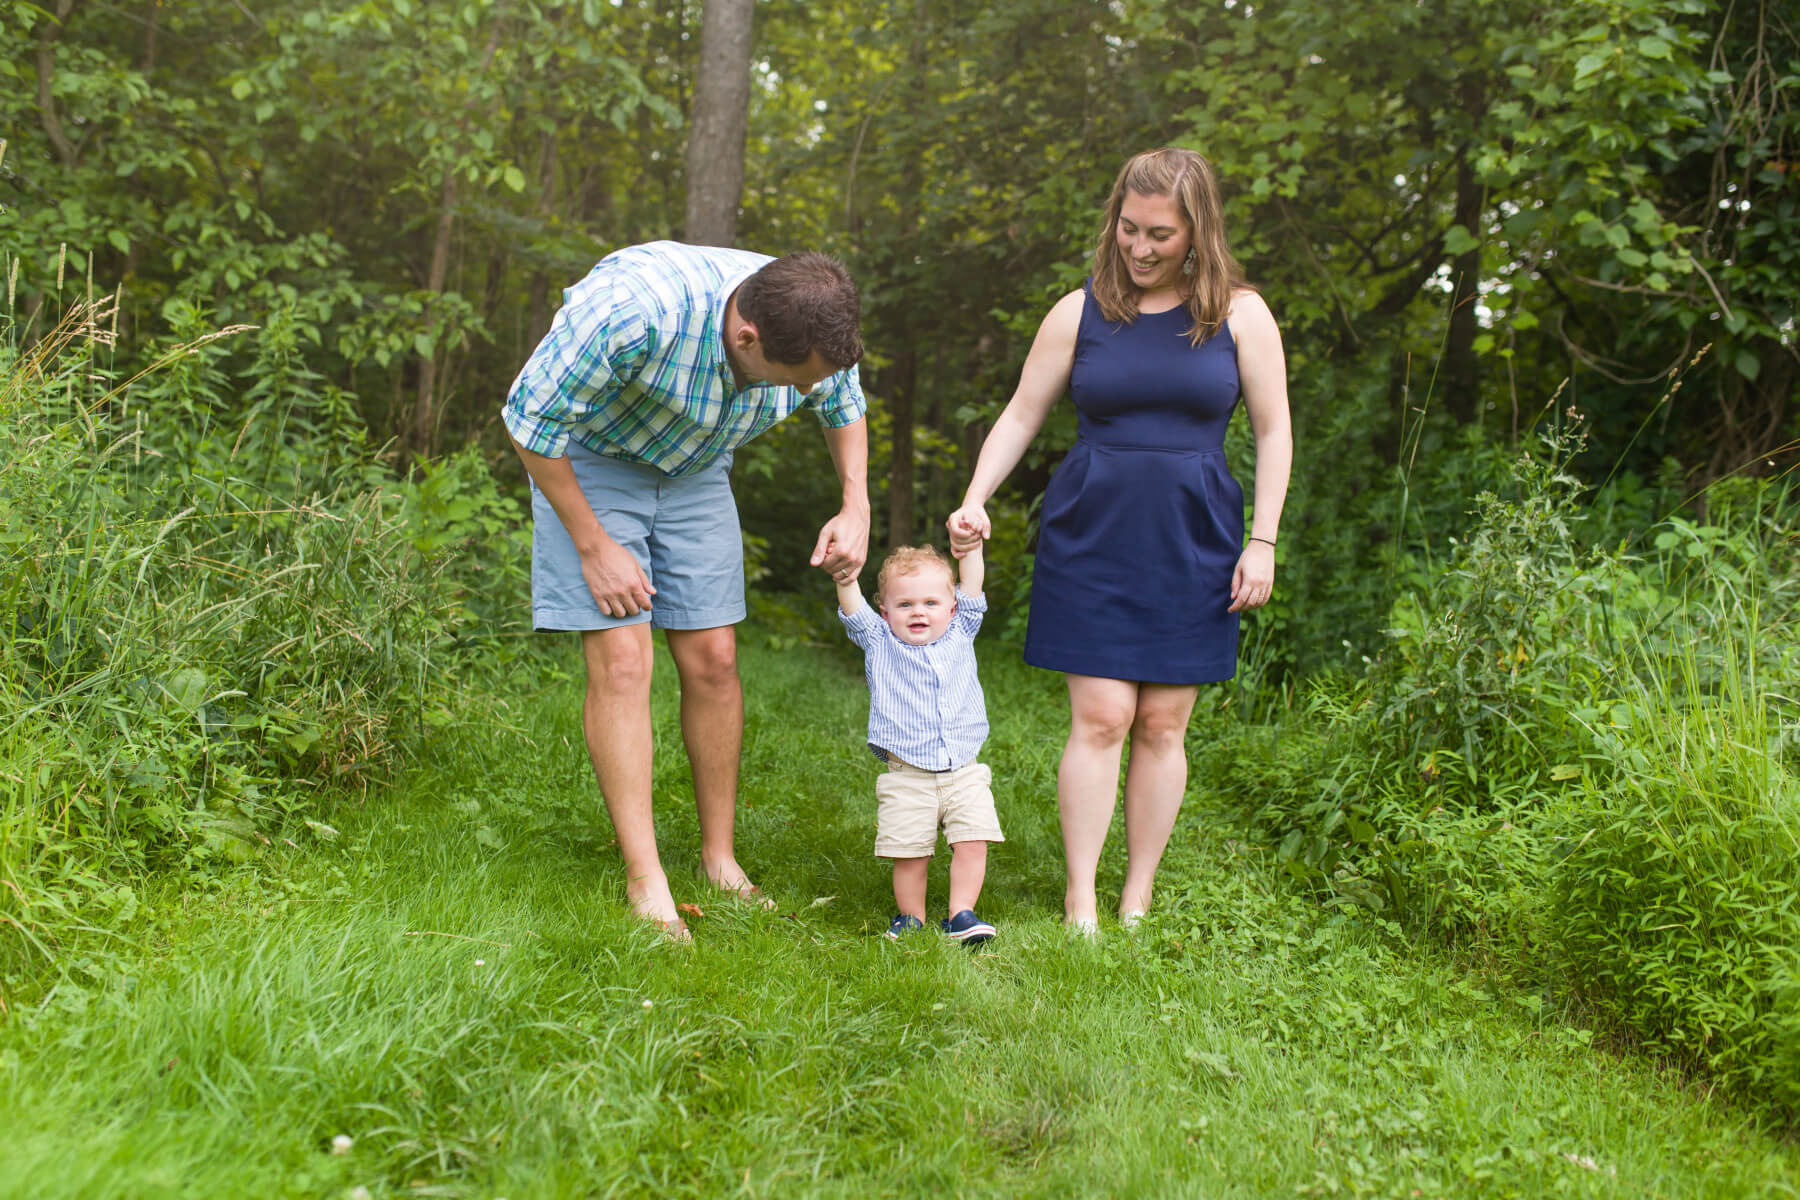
[946,506,990,558]
[1228,540,1276,612]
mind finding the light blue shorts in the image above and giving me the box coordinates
[530,443,745,632]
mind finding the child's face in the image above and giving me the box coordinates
[879,566,957,646]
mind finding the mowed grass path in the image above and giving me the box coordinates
[2,631,1796,1198]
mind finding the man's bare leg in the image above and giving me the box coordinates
[664,625,757,896]
[580,625,680,929]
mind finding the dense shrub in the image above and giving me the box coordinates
[1,294,530,988]
[1225,404,1800,1119]
[1551,636,1800,1120]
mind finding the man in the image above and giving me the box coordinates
[503,242,870,938]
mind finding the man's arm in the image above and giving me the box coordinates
[510,436,654,617]
[811,416,871,580]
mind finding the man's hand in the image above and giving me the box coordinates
[811,505,870,585]
[581,535,656,618]
[945,505,989,558]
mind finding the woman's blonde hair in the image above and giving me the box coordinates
[1090,147,1248,346]
[876,545,954,605]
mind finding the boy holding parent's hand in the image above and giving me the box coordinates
[836,537,1003,945]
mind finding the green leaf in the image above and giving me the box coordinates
[1734,349,1760,381]
[165,668,208,713]
[1636,35,1672,60]
[1442,224,1481,255]
[502,164,526,192]
[107,230,131,254]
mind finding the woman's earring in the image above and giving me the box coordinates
[1182,248,1197,276]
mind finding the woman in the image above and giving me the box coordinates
[947,147,1292,933]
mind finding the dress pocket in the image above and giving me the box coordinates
[1038,442,1092,534]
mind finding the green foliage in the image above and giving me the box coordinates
[1553,631,1800,1119]
[0,288,530,988]
[1221,395,1800,1119]
[3,637,1797,1194]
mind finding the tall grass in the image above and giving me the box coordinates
[2,639,1795,1197]
[1221,401,1800,1122]
[1554,599,1800,1113]
[1,282,529,1001]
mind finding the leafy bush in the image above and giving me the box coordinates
[1551,628,1800,1121]
[1224,399,1800,1118]
[1,291,530,990]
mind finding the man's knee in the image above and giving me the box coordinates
[670,628,739,693]
[582,629,654,698]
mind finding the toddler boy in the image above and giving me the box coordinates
[837,543,1002,945]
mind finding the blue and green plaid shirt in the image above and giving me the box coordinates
[502,242,867,476]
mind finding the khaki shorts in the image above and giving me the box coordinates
[874,759,1005,859]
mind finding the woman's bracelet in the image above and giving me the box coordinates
[1248,536,1277,548]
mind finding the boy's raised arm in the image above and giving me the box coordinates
[836,572,867,616]
[957,540,985,599]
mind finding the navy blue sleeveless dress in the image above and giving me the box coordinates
[1023,286,1245,684]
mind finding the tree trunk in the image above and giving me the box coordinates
[881,0,930,549]
[1444,150,1483,424]
[887,349,917,548]
[35,0,81,168]
[407,22,504,459]
[139,0,158,73]
[683,0,754,247]
[409,165,457,458]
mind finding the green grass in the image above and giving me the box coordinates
[2,632,1796,1199]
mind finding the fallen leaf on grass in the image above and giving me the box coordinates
[677,903,705,919]
[808,895,836,908]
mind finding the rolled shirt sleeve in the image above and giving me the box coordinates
[839,600,884,650]
[951,587,987,637]
[502,288,653,460]
[805,365,869,428]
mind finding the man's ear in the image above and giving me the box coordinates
[731,319,761,351]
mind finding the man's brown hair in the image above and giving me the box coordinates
[735,252,864,369]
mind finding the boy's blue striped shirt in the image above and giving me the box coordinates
[840,590,989,771]
[502,242,867,475]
